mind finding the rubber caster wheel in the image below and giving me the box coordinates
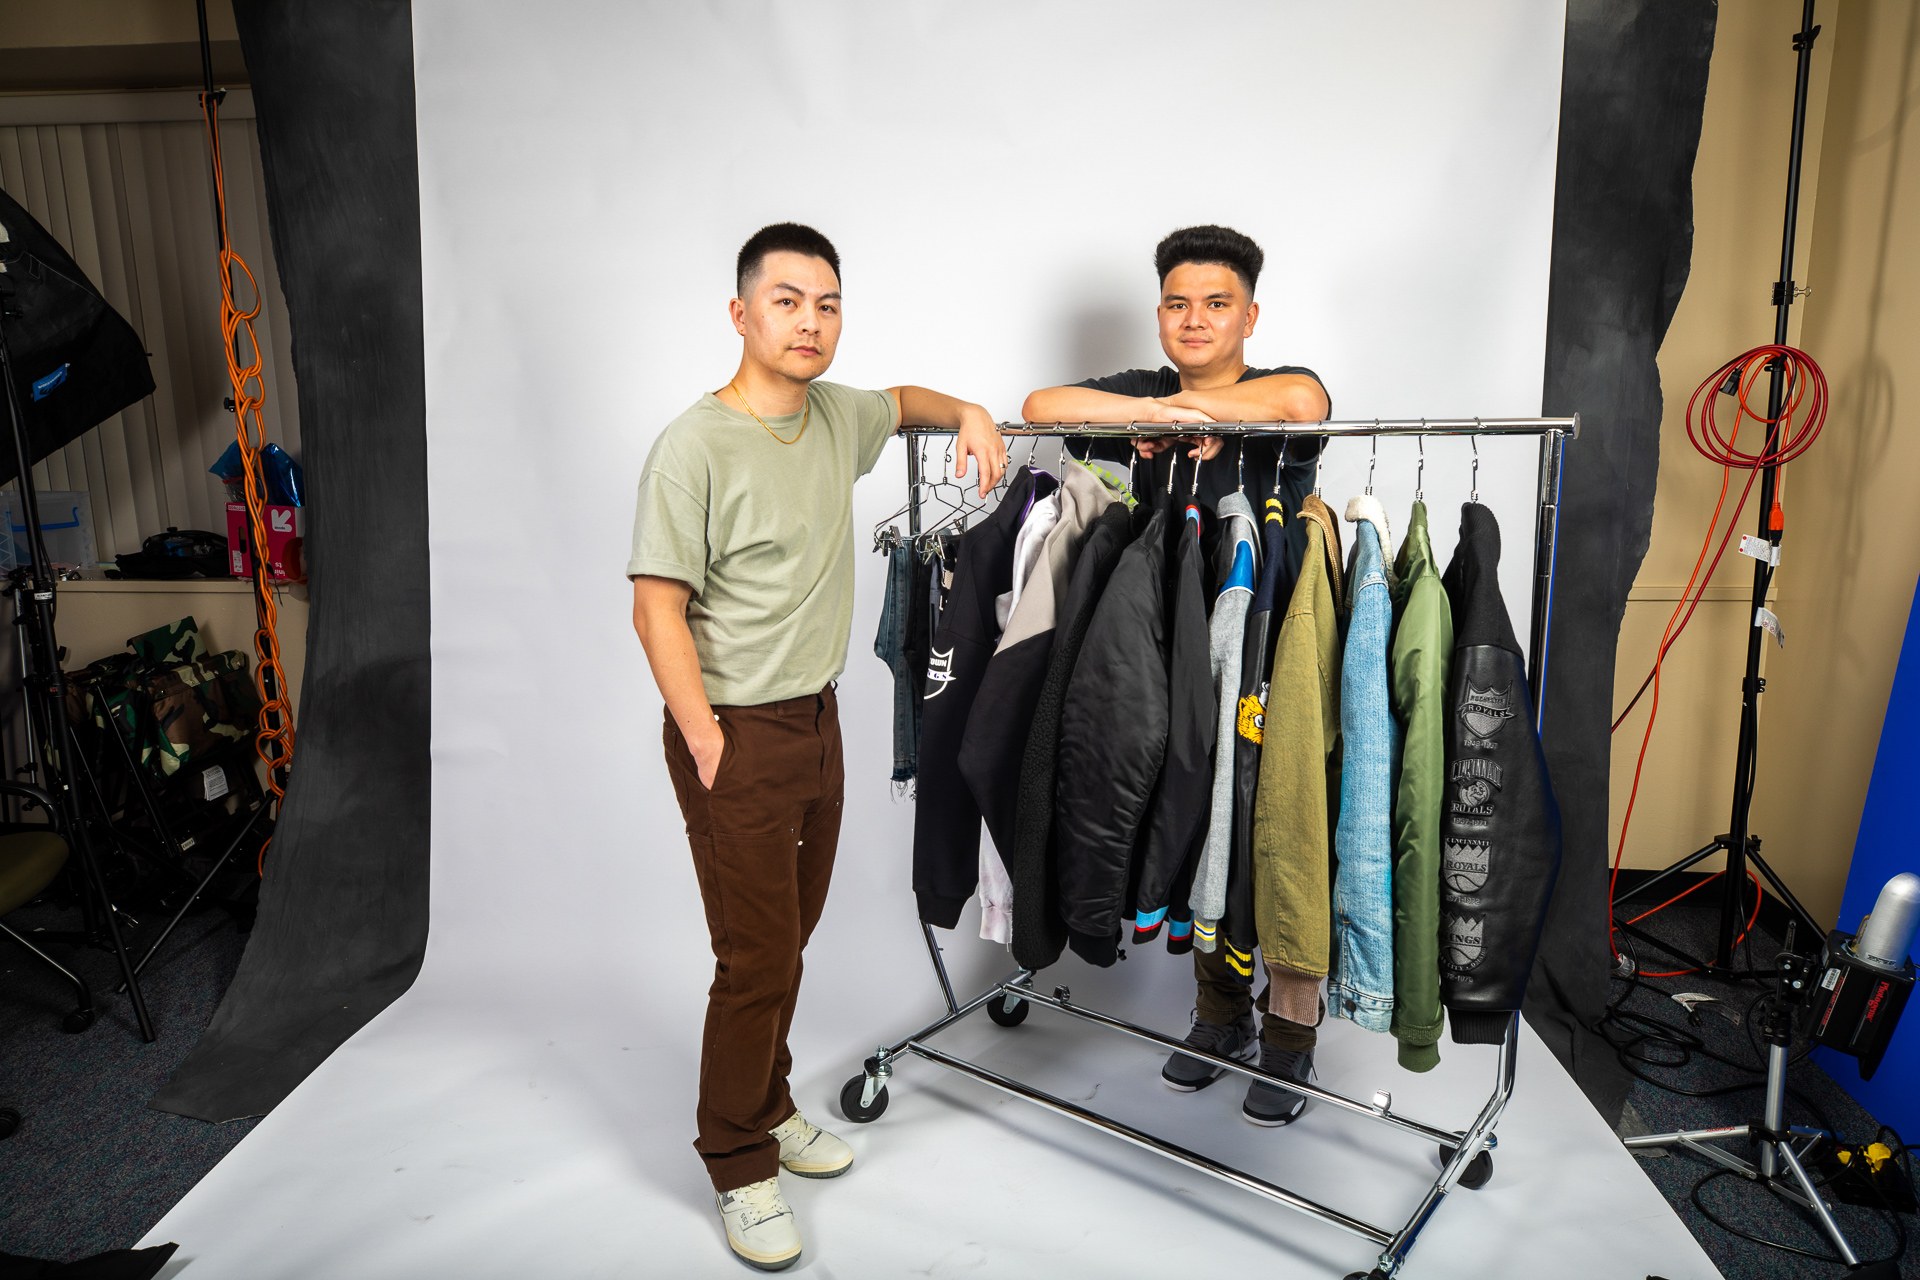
[1342,1271,1390,1280]
[0,1108,19,1140]
[1439,1143,1493,1189]
[838,1074,889,1124]
[61,1008,95,1034]
[987,994,1029,1027]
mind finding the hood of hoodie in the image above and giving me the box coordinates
[1442,501,1521,656]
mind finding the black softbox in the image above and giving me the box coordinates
[0,188,156,485]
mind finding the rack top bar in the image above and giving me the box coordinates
[901,414,1580,440]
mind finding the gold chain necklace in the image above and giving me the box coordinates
[729,381,809,445]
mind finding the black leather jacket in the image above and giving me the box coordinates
[1437,503,1563,1044]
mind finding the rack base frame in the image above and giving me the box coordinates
[839,930,1518,1280]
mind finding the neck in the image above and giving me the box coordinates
[723,359,809,417]
[1178,357,1248,393]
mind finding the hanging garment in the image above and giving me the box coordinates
[1131,497,1216,953]
[874,543,931,784]
[1055,503,1168,967]
[1005,499,1132,971]
[1329,496,1397,1033]
[1190,491,1258,952]
[1389,499,1452,1071]
[1221,493,1303,983]
[960,462,1109,944]
[997,490,1061,630]
[1252,495,1344,1025]
[1437,502,1562,1045]
[912,466,1043,928]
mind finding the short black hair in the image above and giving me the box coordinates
[736,222,841,298]
[1155,224,1263,296]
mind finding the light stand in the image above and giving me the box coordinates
[1623,927,1902,1278]
[1613,0,1827,972]
[0,274,155,1043]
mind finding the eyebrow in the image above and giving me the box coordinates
[771,281,841,302]
[1164,291,1237,302]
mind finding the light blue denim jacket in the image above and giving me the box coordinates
[1329,498,1399,1032]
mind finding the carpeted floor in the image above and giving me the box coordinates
[0,895,258,1262]
[1609,901,1917,1279]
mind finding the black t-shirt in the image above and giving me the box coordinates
[1069,365,1331,513]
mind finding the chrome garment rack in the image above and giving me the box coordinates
[851,416,1576,1280]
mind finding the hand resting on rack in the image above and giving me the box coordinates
[890,386,1008,497]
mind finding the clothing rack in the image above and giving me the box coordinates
[851,415,1575,1280]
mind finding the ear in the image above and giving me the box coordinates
[729,297,748,337]
[1243,299,1259,338]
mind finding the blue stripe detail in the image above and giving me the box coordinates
[1168,919,1192,939]
[1133,906,1169,931]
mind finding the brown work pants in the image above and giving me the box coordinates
[1193,943,1317,1051]
[664,685,844,1193]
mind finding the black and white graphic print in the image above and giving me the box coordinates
[924,646,956,700]
[1440,912,1486,973]
[1450,758,1503,825]
[1458,681,1516,747]
[1442,838,1493,894]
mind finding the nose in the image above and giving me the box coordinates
[798,307,821,335]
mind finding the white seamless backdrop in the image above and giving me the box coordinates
[143,6,1724,1278]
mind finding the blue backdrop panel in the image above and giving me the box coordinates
[1815,574,1920,1142]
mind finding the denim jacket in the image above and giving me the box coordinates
[1329,495,1398,1032]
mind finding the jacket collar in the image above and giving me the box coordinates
[1299,494,1345,614]
[1393,500,1437,596]
[1343,493,1397,594]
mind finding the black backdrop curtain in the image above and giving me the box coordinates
[152,0,429,1121]
[147,0,1715,1125]
[1525,0,1719,1123]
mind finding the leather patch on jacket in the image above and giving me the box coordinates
[1458,680,1517,746]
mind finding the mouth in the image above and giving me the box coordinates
[792,345,820,357]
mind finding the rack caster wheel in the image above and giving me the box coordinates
[0,1108,18,1140]
[61,1008,95,1034]
[1342,1270,1390,1279]
[987,994,1029,1027]
[1439,1143,1493,1189]
[838,1074,889,1124]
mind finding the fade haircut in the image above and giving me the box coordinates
[1154,224,1264,297]
[736,222,841,298]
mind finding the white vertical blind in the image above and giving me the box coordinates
[0,105,300,562]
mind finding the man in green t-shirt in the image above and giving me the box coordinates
[630,222,1004,1272]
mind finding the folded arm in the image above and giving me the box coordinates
[1023,374,1327,461]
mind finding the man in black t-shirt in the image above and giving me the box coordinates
[1023,225,1332,1128]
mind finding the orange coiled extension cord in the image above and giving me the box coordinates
[1607,345,1826,976]
[200,90,295,871]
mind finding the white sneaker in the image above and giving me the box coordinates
[715,1177,801,1271]
[771,1109,854,1179]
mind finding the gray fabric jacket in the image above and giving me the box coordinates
[1191,492,1258,949]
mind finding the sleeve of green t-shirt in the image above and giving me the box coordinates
[816,381,900,477]
[627,440,709,591]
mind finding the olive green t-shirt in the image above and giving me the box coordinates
[628,380,900,706]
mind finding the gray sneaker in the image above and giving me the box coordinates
[1242,1043,1314,1126]
[1161,1010,1258,1091]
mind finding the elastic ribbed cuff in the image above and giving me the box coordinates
[1396,1039,1440,1073]
[1067,928,1119,968]
[1448,1010,1512,1045]
[916,890,966,930]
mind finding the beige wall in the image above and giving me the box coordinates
[1612,0,1919,929]
[0,0,245,94]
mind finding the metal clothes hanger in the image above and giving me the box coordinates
[1312,438,1324,499]
[1191,450,1204,498]
[1365,435,1378,496]
[1469,433,1481,504]
[1415,434,1425,502]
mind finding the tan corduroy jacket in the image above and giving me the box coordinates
[1252,494,1345,1025]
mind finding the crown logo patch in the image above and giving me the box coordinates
[1441,913,1486,973]
[1441,838,1492,895]
[1459,681,1517,745]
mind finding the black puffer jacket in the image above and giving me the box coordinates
[1132,499,1215,953]
[1007,500,1132,971]
[1055,504,1167,967]
[1437,502,1562,1044]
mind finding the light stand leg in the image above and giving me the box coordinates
[921,921,958,1013]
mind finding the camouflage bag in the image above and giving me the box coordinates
[127,615,208,668]
[136,650,261,778]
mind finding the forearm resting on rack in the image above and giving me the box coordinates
[889,385,1007,496]
[1162,374,1329,427]
[1023,386,1220,459]
[631,574,723,788]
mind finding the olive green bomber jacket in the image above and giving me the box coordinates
[1388,502,1451,1070]
[1252,495,1344,1025]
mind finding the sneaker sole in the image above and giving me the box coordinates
[782,1157,852,1179]
[1241,1107,1303,1128]
[730,1242,802,1272]
[1162,1039,1259,1092]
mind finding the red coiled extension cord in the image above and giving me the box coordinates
[1607,345,1827,975]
